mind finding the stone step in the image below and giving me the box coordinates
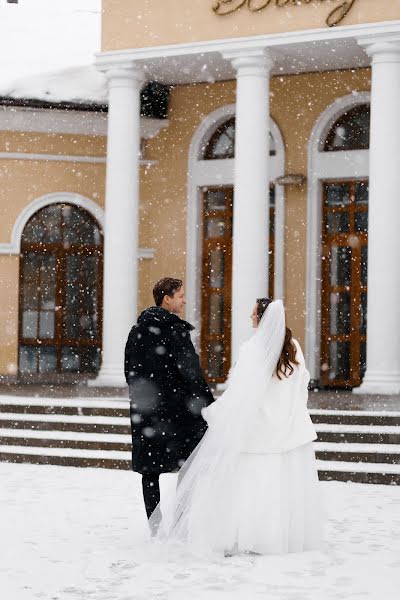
[0,413,130,434]
[314,441,400,464]
[0,397,129,417]
[310,409,400,427]
[316,459,400,485]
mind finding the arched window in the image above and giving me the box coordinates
[203,117,276,159]
[324,104,370,151]
[19,204,103,377]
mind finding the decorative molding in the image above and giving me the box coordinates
[0,151,157,167]
[141,118,169,139]
[305,91,371,381]
[0,152,106,164]
[0,106,107,136]
[0,191,155,260]
[186,103,285,349]
[0,106,168,139]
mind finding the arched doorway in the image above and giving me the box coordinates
[200,116,278,383]
[319,104,370,388]
[18,203,103,378]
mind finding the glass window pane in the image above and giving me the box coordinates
[39,311,55,339]
[81,347,101,373]
[40,205,62,244]
[355,211,368,233]
[269,186,275,207]
[21,215,47,244]
[209,294,224,335]
[39,255,56,309]
[360,292,367,335]
[326,212,350,234]
[361,246,368,286]
[22,310,38,338]
[38,347,57,373]
[205,190,227,211]
[204,119,235,159]
[330,292,351,335]
[22,283,39,310]
[324,105,370,151]
[61,347,100,373]
[19,346,38,373]
[355,182,369,204]
[208,248,224,288]
[269,132,276,157]
[329,341,350,381]
[360,341,367,379]
[325,184,350,206]
[330,246,352,286]
[206,218,226,238]
[66,255,81,282]
[61,348,81,372]
[79,313,97,340]
[207,341,224,379]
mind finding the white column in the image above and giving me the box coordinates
[224,48,273,362]
[354,36,400,395]
[90,62,144,387]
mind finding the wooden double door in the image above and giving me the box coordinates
[320,180,368,388]
[200,187,275,383]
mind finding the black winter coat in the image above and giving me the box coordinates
[124,307,215,474]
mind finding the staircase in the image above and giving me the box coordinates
[1,397,399,485]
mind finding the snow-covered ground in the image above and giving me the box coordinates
[1,463,399,600]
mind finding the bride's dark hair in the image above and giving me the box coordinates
[256,298,299,379]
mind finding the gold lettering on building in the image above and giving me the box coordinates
[212,0,358,28]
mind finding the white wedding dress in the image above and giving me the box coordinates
[151,300,323,555]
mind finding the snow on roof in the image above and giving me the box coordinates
[0,0,101,102]
[2,64,107,106]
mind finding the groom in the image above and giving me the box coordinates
[124,277,214,529]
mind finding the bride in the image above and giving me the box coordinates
[151,298,323,555]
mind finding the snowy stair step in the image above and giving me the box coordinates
[0,396,129,417]
[316,458,400,485]
[314,441,400,464]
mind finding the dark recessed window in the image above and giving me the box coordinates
[324,105,370,152]
[203,117,276,160]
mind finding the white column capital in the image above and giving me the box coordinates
[358,34,400,63]
[222,47,273,77]
[96,59,146,89]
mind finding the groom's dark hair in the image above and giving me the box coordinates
[153,277,183,307]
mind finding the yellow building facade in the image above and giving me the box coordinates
[1,0,400,394]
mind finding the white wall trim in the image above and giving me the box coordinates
[186,104,285,347]
[0,193,104,255]
[0,152,106,164]
[0,106,108,136]
[305,91,371,381]
[0,191,154,260]
[0,151,157,168]
[0,106,168,140]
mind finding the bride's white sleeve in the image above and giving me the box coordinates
[293,339,311,404]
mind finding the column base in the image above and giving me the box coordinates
[353,371,400,395]
[88,365,127,388]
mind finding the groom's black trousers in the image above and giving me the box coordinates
[142,470,184,522]
[142,473,161,521]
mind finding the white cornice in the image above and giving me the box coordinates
[96,20,400,64]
